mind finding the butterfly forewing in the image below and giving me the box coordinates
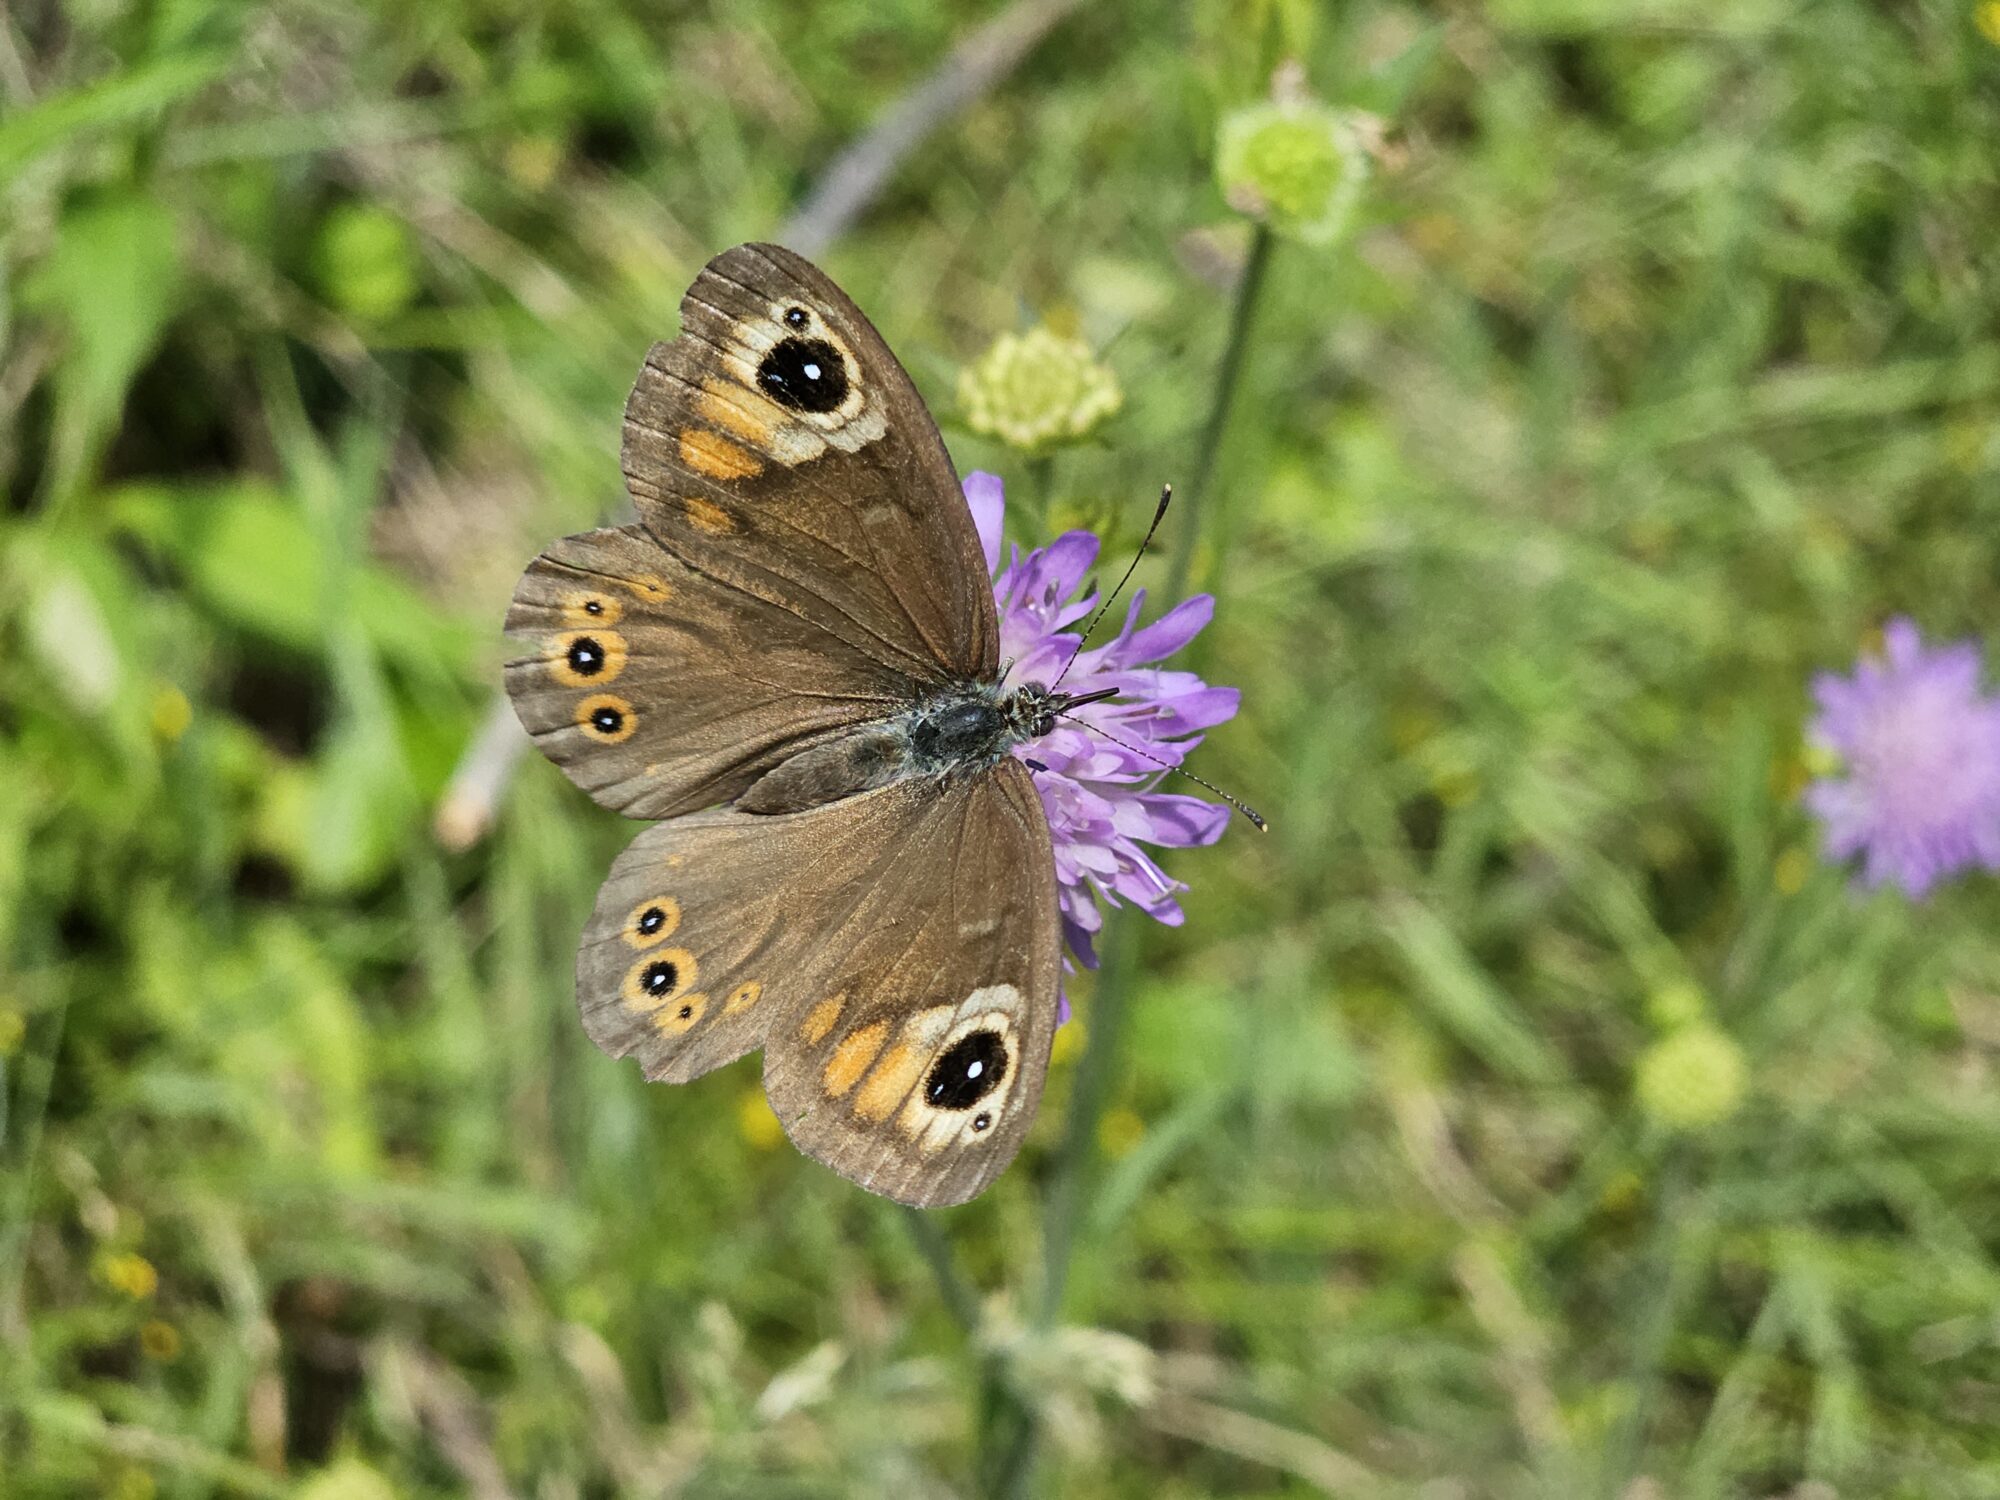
[504,525,905,818]
[622,243,999,685]
[577,765,1060,1208]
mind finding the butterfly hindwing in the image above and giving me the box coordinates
[761,761,1060,1208]
[576,763,1060,1208]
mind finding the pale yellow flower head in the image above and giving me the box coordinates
[958,326,1122,451]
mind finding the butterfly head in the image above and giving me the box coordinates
[1003,682,1120,743]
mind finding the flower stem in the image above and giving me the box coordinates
[1025,451,1056,534]
[1037,918,1138,1319]
[1166,223,1274,601]
[901,1205,1024,1492]
[987,915,1141,1497]
[901,1204,982,1335]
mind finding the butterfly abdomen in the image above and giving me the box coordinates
[735,726,909,814]
[735,684,1035,815]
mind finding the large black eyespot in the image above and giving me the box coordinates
[590,705,624,735]
[643,960,678,996]
[926,1030,1008,1110]
[757,337,848,413]
[567,637,606,676]
[637,906,667,936]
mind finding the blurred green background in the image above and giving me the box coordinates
[7,1,2000,1496]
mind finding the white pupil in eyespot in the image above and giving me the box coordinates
[802,361,821,380]
[966,1060,983,1079]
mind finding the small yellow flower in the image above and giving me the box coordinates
[1645,980,1707,1031]
[1635,1024,1748,1131]
[139,1320,182,1361]
[1050,1019,1086,1067]
[295,1458,398,1500]
[1597,1168,1643,1218]
[150,685,192,743]
[737,1087,785,1152]
[505,135,563,191]
[1432,765,1480,808]
[1387,705,1436,752]
[1098,1106,1145,1159]
[1215,95,1370,246]
[1770,750,1811,801]
[100,1250,159,1300]
[1978,0,2000,46]
[958,327,1122,451]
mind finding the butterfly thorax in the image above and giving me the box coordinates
[735,680,1074,816]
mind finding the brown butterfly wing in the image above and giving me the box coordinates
[622,242,999,686]
[575,762,1060,1208]
[504,525,906,818]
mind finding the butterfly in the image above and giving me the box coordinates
[506,244,1128,1207]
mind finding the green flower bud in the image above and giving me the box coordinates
[314,203,420,323]
[1215,97,1369,246]
[957,326,1122,452]
[1635,1023,1748,1131]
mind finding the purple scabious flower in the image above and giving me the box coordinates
[1804,617,2000,897]
[962,472,1240,978]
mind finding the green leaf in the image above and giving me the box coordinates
[24,194,186,503]
[0,52,228,180]
[106,481,469,675]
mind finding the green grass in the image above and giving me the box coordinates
[5,1,2000,1495]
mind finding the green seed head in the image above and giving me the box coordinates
[1215,98,1369,247]
[1635,1023,1749,1131]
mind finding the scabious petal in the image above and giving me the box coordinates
[1117,594,1216,666]
[1133,793,1232,847]
[1120,684,1241,735]
[1006,532,1099,617]
[975,475,1242,984]
[1804,616,2000,899]
[964,472,1005,573]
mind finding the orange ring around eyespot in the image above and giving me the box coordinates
[724,979,762,1015]
[622,948,697,1013]
[652,991,709,1037]
[623,897,681,949]
[549,629,628,688]
[576,693,636,743]
[561,591,624,627]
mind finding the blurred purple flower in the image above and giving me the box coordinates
[965,472,1239,982]
[1805,617,2000,897]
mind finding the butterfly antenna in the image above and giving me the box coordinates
[1049,484,1173,691]
[1053,709,1269,832]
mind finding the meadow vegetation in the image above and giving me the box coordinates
[5,1,2000,1495]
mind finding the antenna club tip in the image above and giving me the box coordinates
[1243,809,1269,833]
